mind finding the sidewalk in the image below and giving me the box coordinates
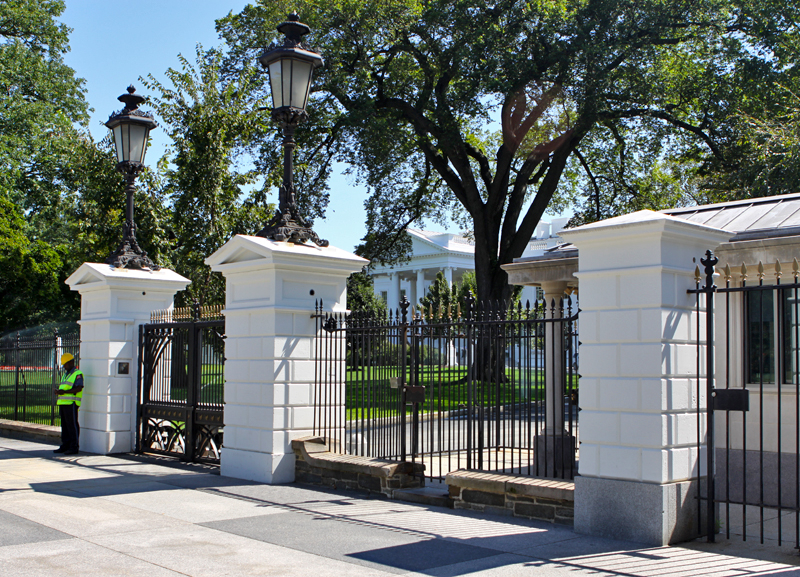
[0,437,798,577]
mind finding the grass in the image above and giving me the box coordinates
[342,365,577,420]
[0,369,61,425]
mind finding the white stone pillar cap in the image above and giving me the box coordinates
[559,210,733,248]
[206,234,367,274]
[66,262,191,293]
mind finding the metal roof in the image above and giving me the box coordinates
[663,193,800,241]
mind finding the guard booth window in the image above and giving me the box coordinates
[746,290,775,384]
[746,288,800,385]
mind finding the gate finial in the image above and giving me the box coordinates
[700,250,718,291]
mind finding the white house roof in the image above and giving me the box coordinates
[510,193,800,267]
[407,228,475,254]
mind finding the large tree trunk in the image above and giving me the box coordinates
[469,238,513,383]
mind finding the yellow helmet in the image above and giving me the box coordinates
[60,353,75,365]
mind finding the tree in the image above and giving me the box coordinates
[417,270,475,319]
[346,270,386,317]
[0,195,65,333]
[0,0,99,329]
[706,81,800,201]
[143,47,274,306]
[216,0,798,303]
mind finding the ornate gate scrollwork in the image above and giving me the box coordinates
[137,307,225,464]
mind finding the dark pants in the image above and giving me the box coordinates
[59,403,80,451]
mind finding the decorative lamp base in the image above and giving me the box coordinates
[256,210,329,247]
[106,239,160,270]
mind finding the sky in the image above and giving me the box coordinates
[58,0,371,252]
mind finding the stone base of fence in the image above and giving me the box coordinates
[291,436,425,497]
[446,470,574,525]
[0,419,60,445]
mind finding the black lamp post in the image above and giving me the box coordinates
[255,12,328,247]
[105,86,160,270]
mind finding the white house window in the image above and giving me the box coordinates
[380,291,388,303]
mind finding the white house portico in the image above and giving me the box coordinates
[370,219,570,307]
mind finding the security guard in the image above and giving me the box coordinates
[53,353,83,455]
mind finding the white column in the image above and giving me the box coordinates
[561,210,731,546]
[416,270,426,304]
[206,235,366,484]
[388,271,401,311]
[444,267,453,287]
[66,264,190,454]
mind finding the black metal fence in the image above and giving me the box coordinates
[693,252,800,547]
[313,296,579,481]
[0,331,80,425]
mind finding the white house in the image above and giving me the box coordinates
[369,217,571,309]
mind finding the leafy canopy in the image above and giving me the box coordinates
[217,0,799,303]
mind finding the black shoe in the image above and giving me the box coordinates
[64,449,79,455]
[53,447,68,454]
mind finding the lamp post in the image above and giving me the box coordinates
[256,12,328,247]
[105,86,160,270]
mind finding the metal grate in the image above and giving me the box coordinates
[150,304,224,323]
[313,296,579,481]
[0,331,80,426]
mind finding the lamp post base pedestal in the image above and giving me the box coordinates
[256,211,328,247]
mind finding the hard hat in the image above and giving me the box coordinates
[60,353,74,365]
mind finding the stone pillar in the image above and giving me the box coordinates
[206,235,366,484]
[536,280,574,477]
[541,280,568,434]
[444,267,453,287]
[560,211,731,545]
[65,263,190,454]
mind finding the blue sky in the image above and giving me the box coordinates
[58,1,370,252]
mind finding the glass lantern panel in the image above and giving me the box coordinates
[112,125,124,163]
[128,124,148,164]
[268,61,283,108]
[281,59,292,109]
[290,59,313,109]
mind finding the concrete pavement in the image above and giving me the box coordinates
[1,437,799,577]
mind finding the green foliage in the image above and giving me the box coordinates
[707,82,800,200]
[144,47,274,306]
[0,195,65,332]
[346,271,386,317]
[216,0,799,302]
[417,271,475,319]
[0,0,99,331]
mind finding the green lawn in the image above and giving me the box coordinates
[343,365,575,420]
[0,369,61,425]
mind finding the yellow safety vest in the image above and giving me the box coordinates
[57,369,83,406]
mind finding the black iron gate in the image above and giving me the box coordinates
[313,295,579,481]
[137,305,225,464]
[693,250,800,548]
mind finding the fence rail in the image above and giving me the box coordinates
[0,331,80,426]
[313,296,579,481]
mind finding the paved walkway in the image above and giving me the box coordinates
[1,437,799,577]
